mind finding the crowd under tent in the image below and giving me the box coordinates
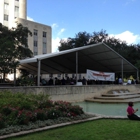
[19,42,138,86]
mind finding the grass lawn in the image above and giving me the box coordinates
[7,119,140,140]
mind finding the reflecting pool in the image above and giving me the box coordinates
[74,102,140,116]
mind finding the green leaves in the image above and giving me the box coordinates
[0,23,33,81]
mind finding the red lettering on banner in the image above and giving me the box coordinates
[92,72,110,77]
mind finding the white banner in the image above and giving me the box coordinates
[86,69,115,81]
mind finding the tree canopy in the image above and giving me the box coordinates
[0,23,33,81]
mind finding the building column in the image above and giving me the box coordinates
[19,0,27,19]
[37,59,41,86]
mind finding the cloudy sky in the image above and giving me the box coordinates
[27,0,140,52]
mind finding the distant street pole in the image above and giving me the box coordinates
[121,59,123,82]
[76,51,78,84]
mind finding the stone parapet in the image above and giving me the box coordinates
[0,84,140,102]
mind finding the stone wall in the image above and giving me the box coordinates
[0,84,140,102]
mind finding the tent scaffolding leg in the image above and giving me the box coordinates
[121,59,123,82]
[137,70,139,81]
[37,59,41,86]
[14,68,16,86]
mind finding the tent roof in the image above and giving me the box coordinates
[19,43,138,74]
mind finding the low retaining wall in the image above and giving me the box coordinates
[0,84,140,102]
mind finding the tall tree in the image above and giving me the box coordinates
[58,30,110,51]
[89,29,108,44]
[0,23,33,82]
[58,31,91,51]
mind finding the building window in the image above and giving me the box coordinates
[4,3,9,10]
[4,14,8,21]
[34,41,38,47]
[34,29,38,36]
[43,32,46,37]
[15,6,19,12]
[43,42,46,48]
[43,42,47,54]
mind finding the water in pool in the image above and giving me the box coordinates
[74,102,140,116]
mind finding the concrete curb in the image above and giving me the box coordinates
[0,114,127,140]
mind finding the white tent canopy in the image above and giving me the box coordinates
[19,43,138,85]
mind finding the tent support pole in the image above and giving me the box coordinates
[14,68,16,86]
[137,70,139,81]
[37,59,41,86]
[121,59,123,82]
[76,51,78,84]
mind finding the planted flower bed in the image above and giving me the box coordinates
[0,91,92,136]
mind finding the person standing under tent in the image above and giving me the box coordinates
[118,77,123,84]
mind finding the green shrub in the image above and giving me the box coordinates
[35,109,46,121]
[17,76,35,86]
[18,101,33,110]
[69,105,84,115]
[47,107,62,119]
[1,106,12,116]
[0,115,5,129]
[6,109,19,125]
[37,100,54,109]
[17,110,32,125]
[0,91,84,130]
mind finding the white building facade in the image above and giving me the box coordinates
[0,0,52,55]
